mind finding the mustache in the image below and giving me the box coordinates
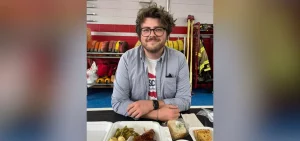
[146,36,160,42]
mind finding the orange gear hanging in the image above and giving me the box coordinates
[96,78,105,83]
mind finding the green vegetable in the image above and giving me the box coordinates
[112,126,140,140]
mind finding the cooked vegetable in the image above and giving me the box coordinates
[112,126,139,140]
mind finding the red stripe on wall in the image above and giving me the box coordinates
[87,24,187,34]
[87,24,213,34]
[172,26,187,34]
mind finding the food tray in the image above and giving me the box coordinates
[188,127,213,141]
[87,121,113,141]
[103,121,172,141]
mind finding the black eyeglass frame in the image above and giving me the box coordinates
[140,27,166,37]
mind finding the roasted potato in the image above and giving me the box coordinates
[117,136,126,141]
[109,137,117,141]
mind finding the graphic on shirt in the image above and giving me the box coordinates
[146,57,158,100]
[148,73,157,100]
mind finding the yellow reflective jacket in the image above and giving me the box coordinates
[198,40,212,82]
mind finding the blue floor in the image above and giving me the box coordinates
[87,88,213,108]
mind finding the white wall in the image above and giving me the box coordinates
[87,0,213,25]
[170,0,213,25]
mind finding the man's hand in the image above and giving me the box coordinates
[158,105,180,121]
[127,100,153,118]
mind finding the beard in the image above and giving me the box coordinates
[141,36,165,53]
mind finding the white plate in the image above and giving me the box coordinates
[188,127,213,141]
[104,121,172,141]
[87,121,113,141]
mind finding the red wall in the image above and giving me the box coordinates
[87,24,187,33]
[87,23,213,69]
[87,24,214,90]
[87,24,188,48]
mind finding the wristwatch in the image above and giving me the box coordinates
[152,100,159,110]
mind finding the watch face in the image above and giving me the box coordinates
[153,100,159,110]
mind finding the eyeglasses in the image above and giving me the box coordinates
[141,27,166,37]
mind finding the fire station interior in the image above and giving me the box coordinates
[86,0,213,109]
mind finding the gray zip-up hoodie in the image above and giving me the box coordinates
[111,45,191,117]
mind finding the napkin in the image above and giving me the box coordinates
[181,113,204,129]
[197,108,214,122]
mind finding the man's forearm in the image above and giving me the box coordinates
[112,98,134,116]
[142,100,165,110]
[141,109,158,120]
[163,97,191,112]
[140,100,164,120]
[158,100,165,108]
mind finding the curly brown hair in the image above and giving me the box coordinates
[135,3,176,37]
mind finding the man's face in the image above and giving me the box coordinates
[140,18,167,53]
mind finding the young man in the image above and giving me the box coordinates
[111,3,191,121]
